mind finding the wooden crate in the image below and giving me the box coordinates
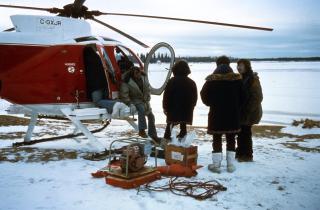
[165,144,198,167]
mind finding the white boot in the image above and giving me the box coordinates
[227,151,236,173]
[208,153,222,173]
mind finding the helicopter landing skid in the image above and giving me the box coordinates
[60,107,107,149]
[12,107,140,149]
[12,120,110,147]
[13,107,111,149]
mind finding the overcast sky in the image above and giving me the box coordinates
[1,0,319,57]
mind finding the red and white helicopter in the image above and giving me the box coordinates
[0,0,273,149]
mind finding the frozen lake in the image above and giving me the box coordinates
[0,61,319,126]
[149,61,320,126]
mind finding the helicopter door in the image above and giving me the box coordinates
[96,45,119,99]
[144,42,175,95]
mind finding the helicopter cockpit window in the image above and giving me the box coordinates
[115,46,141,74]
[100,47,117,84]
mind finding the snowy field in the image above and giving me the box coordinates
[0,61,320,210]
[0,121,319,210]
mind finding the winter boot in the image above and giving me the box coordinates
[176,132,187,139]
[237,155,253,162]
[208,152,222,173]
[226,151,236,173]
[138,130,148,138]
[177,123,187,139]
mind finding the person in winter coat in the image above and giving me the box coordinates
[162,60,198,141]
[200,56,244,173]
[236,59,263,162]
[120,66,159,141]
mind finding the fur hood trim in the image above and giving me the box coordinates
[206,72,242,81]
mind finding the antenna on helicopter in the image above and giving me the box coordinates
[0,0,273,48]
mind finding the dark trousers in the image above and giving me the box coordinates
[212,133,236,153]
[236,125,253,158]
[164,123,187,139]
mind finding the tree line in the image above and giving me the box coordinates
[137,53,320,63]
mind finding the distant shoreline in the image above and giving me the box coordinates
[139,53,320,63]
[175,57,320,63]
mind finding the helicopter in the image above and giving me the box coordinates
[0,0,273,150]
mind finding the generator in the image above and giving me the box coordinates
[120,143,147,173]
[101,137,161,189]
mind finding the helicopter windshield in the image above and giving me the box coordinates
[114,46,142,73]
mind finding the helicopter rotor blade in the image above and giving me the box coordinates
[99,12,273,31]
[91,17,149,48]
[0,4,63,14]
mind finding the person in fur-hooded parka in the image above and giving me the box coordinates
[201,56,245,173]
[201,64,244,135]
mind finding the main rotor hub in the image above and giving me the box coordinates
[59,4,89,19]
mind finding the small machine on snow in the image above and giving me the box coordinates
[95,138,161,189]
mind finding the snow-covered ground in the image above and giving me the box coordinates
[0,120,320,210]
[1,61,320,210]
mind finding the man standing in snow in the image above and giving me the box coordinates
[201,56,244,173]
[236,59,263,162]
